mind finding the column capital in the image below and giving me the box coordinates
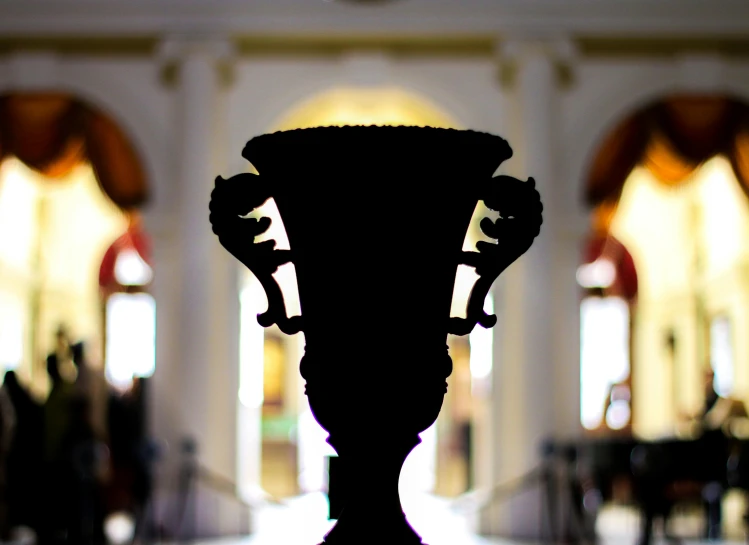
[494,36,578,89]
[157,34,234,62]
[155,34,236,87]
[497,36,577,63]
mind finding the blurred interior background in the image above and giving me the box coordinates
[1,1,749,544]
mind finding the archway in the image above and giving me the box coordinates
[0,91,153,537]
[0,92,151,383]
[235,86,496,507]
[579,95,749,437]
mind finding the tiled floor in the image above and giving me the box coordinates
[172,491,519,545]
[177,491,748,545]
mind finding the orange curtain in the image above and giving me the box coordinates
[590,200,619,236]
[0,93,148,210]
[586,111,649,205]
[585,95,749,207]
[641,131,698,187]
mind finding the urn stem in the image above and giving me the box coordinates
[323,436,424,544]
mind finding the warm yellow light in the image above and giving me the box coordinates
[0,157,128,369]
[576,258,616,288]
[580,296,630,430]
[0,159,40,276]
[696,156,749,277]
[0,291,24,371]
[469,295,494,380]
[105,293,156,387]
[607,156,749,436]
[274,87,457,130]
[611,156,749,298]
[114,248,153,286]
[611,166,695,297]
[239,282,266,409]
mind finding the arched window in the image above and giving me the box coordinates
[0,93,149,395]
[99,215,155,390]
[578,209,638,433]
[582,95,749,437]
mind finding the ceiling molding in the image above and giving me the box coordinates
[0,1,748,38]
[578,37,749,58]
[0,36,748,61]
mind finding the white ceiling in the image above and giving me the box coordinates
[0,0,748,39]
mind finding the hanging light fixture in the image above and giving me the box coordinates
[114,247,153,286]
[576,257,616,289]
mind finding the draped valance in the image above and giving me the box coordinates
[99,219,152,293]
[585,95,749,207]
[581,234,639,301]
[0,93,148,209]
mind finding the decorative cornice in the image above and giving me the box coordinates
[156,34,234,62]
[0,1,747,38]
[496,36,578,90]
[0,36,747,60]
[155,35,235,88]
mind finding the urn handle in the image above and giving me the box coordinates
[209,173,303,334]
[448,176,543,336]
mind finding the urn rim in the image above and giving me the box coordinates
[241,124,513,177]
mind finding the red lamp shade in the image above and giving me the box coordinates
[581,235,638,301]
[99,224,152,292]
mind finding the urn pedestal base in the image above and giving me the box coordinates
[321,512,424,545]
[321,435,425,545]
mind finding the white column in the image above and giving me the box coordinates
[145,212,183,479]
[479,38,577,539]
[156,36,244,537]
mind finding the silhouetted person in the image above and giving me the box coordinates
[665,368,739,542]
[106,378,151,538]
[63,395,107,545]
[703,369,720,417]
[677,368,746,432]
[47,326,77,385]
[71,341,108,439]
[694,369,738,540]
[0,373,14,541]
[41,338,77,545]
[3,370,43,534]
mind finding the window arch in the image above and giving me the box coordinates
[581,94,749,437]
[99,214,155,390]
[0,92,150,395]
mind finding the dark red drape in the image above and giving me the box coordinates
[0,93,149,210]
[581,234,638,301]
[585,95,749,208]
[99,218,153,293]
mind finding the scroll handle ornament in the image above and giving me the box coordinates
[209,173,303,335]
[448,176,544,336]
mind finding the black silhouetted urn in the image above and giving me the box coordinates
[209,126,542,544]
